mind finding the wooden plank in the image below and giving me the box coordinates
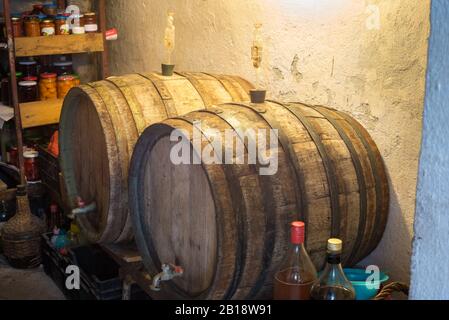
[101,244,143,265]
[20,99,63,129]
[15,33,104,57]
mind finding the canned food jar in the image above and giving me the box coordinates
[53,61,74,76]
[57,75,76,99]
[11,17,24,37]
[24,150,40,182]
[43,4,57,16]
[18,60,38,77]
[41,19,55,36]
[24,16,41,37]
[39,73,58,100]
[19,79,39,103]
[73,74,81,86]
[55,14,70,35]
[83,12,98,33]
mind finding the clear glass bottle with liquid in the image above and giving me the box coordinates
[310,238,356,300]
[273,221,318,300]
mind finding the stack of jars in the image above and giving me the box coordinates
[3,57,81,104]
[11,3,99,38]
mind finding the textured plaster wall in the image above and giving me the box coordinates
[410,0,449,300]
[107,0,430,283]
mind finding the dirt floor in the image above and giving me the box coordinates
[0,255,65,300]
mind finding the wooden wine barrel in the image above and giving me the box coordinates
[129,101,389,300]
[59,72,253,244]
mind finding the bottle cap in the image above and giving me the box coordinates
[327,238,343,253]
[291,221,305,244]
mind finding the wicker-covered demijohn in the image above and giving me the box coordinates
[2,185,45,269]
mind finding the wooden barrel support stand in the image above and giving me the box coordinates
[129,101,389,300]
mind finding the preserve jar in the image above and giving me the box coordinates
[83,12,98,33]
[41,19,55,36]
[73,74,81,86]
[53,61,74,76]
[55,14,70,35]
[19,79,39,103]
[31,4,45,17]
[57,75,76,99]
[24,16,41,37]
[24,150,40,182]
[39,73,58,100]
[17,60,38,77]
[43,3,57,17]
[11,17,24,37]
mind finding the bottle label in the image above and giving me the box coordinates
[84,24,98,32]
[59,24,70,35]
[42,27,55,36]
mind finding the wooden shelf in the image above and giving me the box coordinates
[14,33,104,57]
[20,99,63,129]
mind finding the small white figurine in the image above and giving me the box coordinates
[164,10,176,65]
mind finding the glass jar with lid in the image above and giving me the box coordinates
[83,12,98,33]
[19,79,39,103]
[39,73,58,100]
[43,3,57,17]
[17,60,39,77]
[41,19,56,36]
[31,4,45,17]
[11,17,24,37]
[55,14,70,35]
[24,16,41,37]
[24,150,40,182]
[57,75,76,99]
[53,61,74,76]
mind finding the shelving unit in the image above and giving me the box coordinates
[15,33,104,57]
[3,0,108,130]
[1,0,109,190]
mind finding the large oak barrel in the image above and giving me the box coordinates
[59,72,253,244]
[129,101,389,300]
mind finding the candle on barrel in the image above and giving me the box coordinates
[162,10,176,76]
[250,23,267,103]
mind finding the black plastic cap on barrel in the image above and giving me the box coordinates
[16,185,27,196]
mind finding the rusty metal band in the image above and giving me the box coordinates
[139,73,178,118]
[106,76,146,134]
[313,106,368,266]
[197,106,277,299]
[336,111,386,255]
[169,115,246,300]
[281,102,342,238]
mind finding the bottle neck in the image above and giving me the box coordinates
[327,252,341,265]
[16,194,31,218]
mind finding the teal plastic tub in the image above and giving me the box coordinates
[344,268,389,300]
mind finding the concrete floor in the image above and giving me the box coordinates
[0,255,65,300]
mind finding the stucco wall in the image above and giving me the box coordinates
[106,0,430,283]
[410,0,449,300]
